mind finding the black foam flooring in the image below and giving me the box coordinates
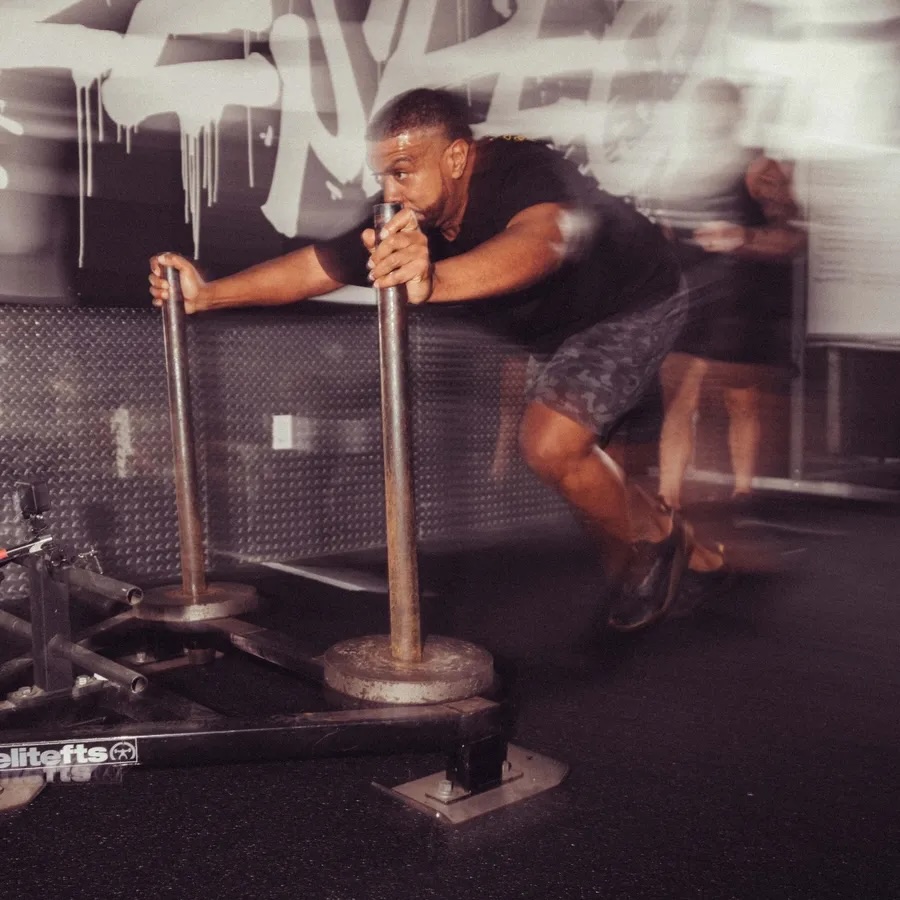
[3,495,900,899]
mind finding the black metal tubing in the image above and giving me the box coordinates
[0,656,32,690]
[0,680,219,728]
[49,636,147,694]
[202,618,325,681]
[0,697,503,769]
[0,610,139,693]
[0,609,147,694]
[161,265,207,601]
[373,202,422,664]
[24,555,73,691]
[0,679,112,725]
[68,568,143,609]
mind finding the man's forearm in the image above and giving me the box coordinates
[735,225,806,261]
[199,246,343,310]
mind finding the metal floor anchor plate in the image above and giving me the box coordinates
[373,744,568,825]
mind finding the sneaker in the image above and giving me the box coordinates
[667,550,738,619]
[607,511,689,632]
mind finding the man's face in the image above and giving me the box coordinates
[367,126,464,232]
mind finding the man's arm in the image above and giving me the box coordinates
[367,203,570,305]
[432,203,570,303]
[149,245,344,313]
[692,157,806,260]
[738,157,806,260]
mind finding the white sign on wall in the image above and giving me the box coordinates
[806,152,900,340]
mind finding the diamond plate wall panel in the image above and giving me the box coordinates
[0,308,180,598]
[408,312,566,539]
[190,307,388,562]
[0,304,569,602]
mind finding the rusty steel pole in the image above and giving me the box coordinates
[322,208,494,704]
[139,261,257,624]
[161,265,207,601]
[374,202,422,664]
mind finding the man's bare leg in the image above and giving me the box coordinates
[518,401,672,585]
[724,383,761,498]
[659,353,727,573]
[658,352,708,511]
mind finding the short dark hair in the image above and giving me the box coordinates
[367,88,473,143]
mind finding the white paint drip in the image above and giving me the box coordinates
[181,128,205,256]
[247,108,255,190]
[67,69,109,267]
[75,85,85,267]
[213,120,221,204]
[96,80,104,143]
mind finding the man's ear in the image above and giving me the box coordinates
[445,139,470,179]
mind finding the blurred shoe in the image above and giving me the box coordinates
[608,509,689,632]
[667,544,738,618]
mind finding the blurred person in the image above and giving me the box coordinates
[644,78,805,591]
[150,87,692,633]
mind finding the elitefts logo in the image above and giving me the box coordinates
[0,739,139,772]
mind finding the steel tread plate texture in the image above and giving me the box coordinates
[0,305,568,595]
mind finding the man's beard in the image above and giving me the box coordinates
[414,199,445,233]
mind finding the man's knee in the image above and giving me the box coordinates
[518,404,593,485]
[518,424,571,483]
[724,385,759,418]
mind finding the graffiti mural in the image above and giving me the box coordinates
[0,0,721,304]
[1,0,896,308]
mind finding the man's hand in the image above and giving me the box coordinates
[362,207,433,305]
[693,220,747,254]
[148,252,208,313]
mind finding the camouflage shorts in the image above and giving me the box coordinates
[526,287,687,443]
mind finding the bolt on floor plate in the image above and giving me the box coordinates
[373,744,568,825]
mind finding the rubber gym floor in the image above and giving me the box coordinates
[2,492,899,900]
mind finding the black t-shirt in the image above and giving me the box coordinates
[315,137,679,352]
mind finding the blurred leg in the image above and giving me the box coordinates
[724,382,761,498]
[658,352,709,511]
[519,401,672,585]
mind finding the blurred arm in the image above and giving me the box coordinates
[738,157,807,260]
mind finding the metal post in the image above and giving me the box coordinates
[789,252,808,481]
[138,261,257,623]
[24,555,73,691]
[322,209,494,704]
[68,568,143,609]
[826,346,843,457]
[374,203,422,664]
[161,266,207,601]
